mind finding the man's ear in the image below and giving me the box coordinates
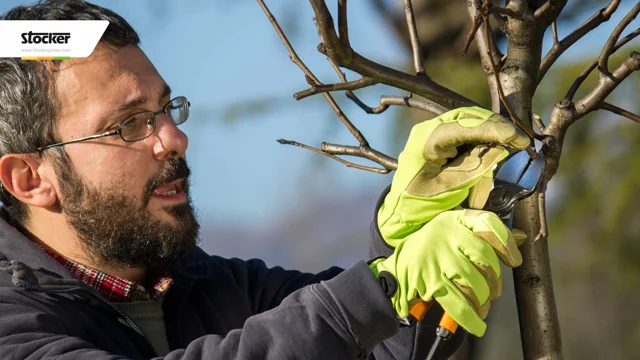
[0,154,57,208]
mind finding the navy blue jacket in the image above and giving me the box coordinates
[0,203,464,359]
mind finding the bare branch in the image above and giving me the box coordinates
[551,21,559,45]
[321,142,398,171]
[276,139,391,174]
[533,113,546,132]
[403,0,425,76]
[338,0,349,47]
[598,102,640,123]
[575,51,640,119]
[535,185,548,242]
[599,2,640,75]
[309,0,477,109]
[462,13,483,57]
[380,95,448,115]
[293,77,378,100]
[258,0,368,146]
[327,59,390,114]
[534,0,569,24]
[565,27,640,100]
[468,0,502,110]
[538,0,621,84]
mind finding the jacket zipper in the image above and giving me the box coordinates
[18,282,158,357]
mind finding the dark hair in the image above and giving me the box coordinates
[0,0,140,224]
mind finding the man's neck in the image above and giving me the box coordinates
[21,211,147,284]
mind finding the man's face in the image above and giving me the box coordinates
[50,44,199,269]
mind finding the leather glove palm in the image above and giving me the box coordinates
[377,107,530,247]
[371,209,526,337]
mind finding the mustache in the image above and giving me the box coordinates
[143,158,191,205]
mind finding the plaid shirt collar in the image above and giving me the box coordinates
[35,243,173,303]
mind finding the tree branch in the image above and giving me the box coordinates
[598,102,640,123]
[293,76,378,100]
[309,0,477,110]
[538,0,621,84]
[321,142,398,170]
[565,27,640,100]
[379,95,448,115]
[327,59,390,114]
[467,0,502,111]
[575,51,640,120]
[403,0,425,76]
[534,0,569,25]
[276,139,392,174]
[551,20,559,44]
[338,0,349,47]
[258,0,368,146]
[598,2,640,75]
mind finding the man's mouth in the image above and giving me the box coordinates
[151,179,187,201]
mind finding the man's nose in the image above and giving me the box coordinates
[152,113,189,159]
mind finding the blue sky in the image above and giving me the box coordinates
[0,0,636,233]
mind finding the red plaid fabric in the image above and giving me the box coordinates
[37,244,173,303]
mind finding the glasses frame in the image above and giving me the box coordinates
[33,96,190,152]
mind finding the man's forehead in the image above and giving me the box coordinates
[54,44,166,125]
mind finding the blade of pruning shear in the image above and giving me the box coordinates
[484,148,544,220]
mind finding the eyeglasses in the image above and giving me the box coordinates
[33,96,190,152]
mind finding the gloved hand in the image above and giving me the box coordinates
[370,209,527,337]
[377,106,530,247]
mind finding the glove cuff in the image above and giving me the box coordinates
[368,257,398,299]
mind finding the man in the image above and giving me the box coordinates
[0,1,530,359]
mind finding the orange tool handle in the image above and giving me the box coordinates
[409,299,434,320]
[408,299,459,333]
[438,312,458,334]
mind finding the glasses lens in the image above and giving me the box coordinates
[167,96,189,125]
[120,112,155,141]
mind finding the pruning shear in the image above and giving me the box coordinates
[405,145,545,360]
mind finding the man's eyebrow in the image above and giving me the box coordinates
[113,84,172,114]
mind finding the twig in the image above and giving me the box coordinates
[380,95,447,115]
[258,0,368,146]
[321,142,398,171]
[533,113,545,132]
[403,0,425,76]
[538,0,621,84]
[565,27,640,100]
[552,21,559,45]
[327,58,390,114]
[575,51,640,119]
[468,0,502,110]
[294,77,378,100]
[534,186,548,242]
[598,2,640,76]
[338,0,349,47]
[462,13,483,57]
[276,139,391,174]
[598,102,640,123]
[309,0,477,110]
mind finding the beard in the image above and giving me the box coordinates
[53,155,200,270]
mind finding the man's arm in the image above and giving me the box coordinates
[0,262,398,360]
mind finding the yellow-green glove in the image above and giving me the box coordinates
[378,106,530,247]
[371,209,527,337]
